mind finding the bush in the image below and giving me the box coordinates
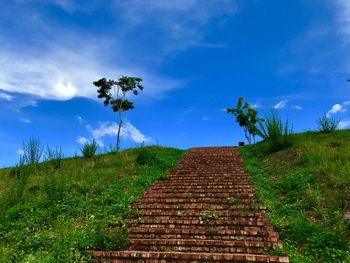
[317,114,339,133]
[305,232,349,261]
[258,111,294,152]
[81,139,98,158]
[136,149,159,166]
[22,136,44,165]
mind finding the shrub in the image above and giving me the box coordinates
[317,114,339,133]
[22,136,44,165]
[136,149,158,166]
[81,139,98,158]
[305,232,349,261]
[43,146,64,169]
[258,111,294,152]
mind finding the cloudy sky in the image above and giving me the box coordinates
[1,0,350,166]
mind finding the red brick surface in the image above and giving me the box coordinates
[90,147,289,262]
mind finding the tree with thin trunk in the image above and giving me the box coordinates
[227,97,263,144]
[93,76,143,151]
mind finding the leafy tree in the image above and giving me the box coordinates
[93,76,143,151]
[227,97,263,144]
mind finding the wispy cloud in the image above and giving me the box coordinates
[0,1,239,102]
[0,92,14,101]
[274,99,288,109]
[19,118,31,124]
[291,105,302,110]
[114,0,238,52]
[336,0,350,39]
[76,116,83,124]
[0,2,186,102]
[339,120,350,129]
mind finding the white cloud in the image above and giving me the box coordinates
[19,118,31,123]
[339,120,350,129]
[16,149,24,156]
[336,0,350,38]
[327,103,346,116]
[274,99,288,109]
[76,116,83,124]
[76,136,89,145]
[0,0,239,102]
[0,91,14,101]
[251,103,262,109]
[83,121,151,147]
[291,105,302,110]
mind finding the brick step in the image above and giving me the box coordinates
[133,220,274,235]
[148,185,255,190]
[142,192,256,198]
[128,234,276,242]
[169,171,244,174]
[135,222,272,231]
[153,181,252,186]
[140,197,255,204]
[129,230,278,242]
[163,178,250,183]
[166,174,248,178]
[136,214,271,226]
[130,226,274,235]
[138,203,260,210]
[138,216,271,225]
[129,239,280,254]
[89,251,290,262]
[139,208,267,217]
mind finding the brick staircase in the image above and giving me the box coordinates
[90,147,289,262]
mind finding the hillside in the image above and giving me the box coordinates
[0,146,184,262]
[240,130,350,262]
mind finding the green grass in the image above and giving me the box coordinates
[0,146,184,262]
[240,130,350,262]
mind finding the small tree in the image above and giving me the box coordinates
[227,97,263,144]
[93,76,143,151]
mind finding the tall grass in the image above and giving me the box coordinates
[44,146,64,170]
[81,139,98,158]
[317,114,339,133]
[258,111,294,152]
[22,136,44,164]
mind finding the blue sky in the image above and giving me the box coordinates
[1,0,350,167]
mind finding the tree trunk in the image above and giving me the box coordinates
[117,110,123,151]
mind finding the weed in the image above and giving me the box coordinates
[227,197,236,204]
[198,211,219,221]
[176,211,186,217]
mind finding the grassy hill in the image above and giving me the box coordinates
[241,130,350,262]
[0,146,184,262]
